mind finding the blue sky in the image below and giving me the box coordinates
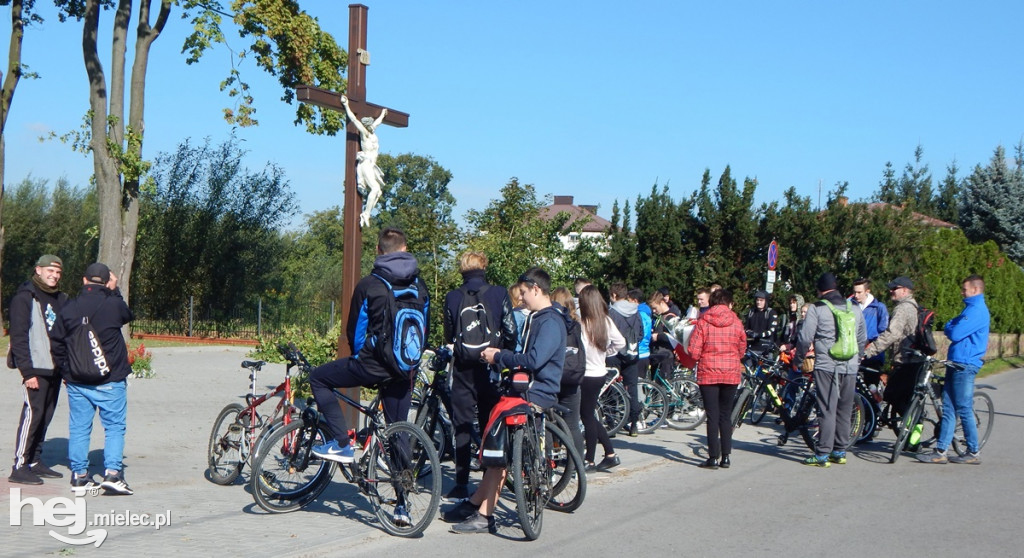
[2,1,1022,227]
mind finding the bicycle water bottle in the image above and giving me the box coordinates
[766,383,783,407]
[908,423,923,446]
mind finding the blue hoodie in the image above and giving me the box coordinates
[494,304,566,409]
[944,293,990,368]
[637,303,653,358]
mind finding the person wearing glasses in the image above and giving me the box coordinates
[862,276,924,417]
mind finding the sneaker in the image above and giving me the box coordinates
[828,451,847,465]
[70,473,101,494]
[802,455,830,468]
[100,472,134,495]
[311,439,355,463]
[628,422,639,437]
[450,512,496,535]
[30,462,64,479]
[392,505,411,527]
[949,452,981,465]
[595,454,621,471]
[8,466,43,485]
[916,449,948,464]
[445,484,470,501]
[441,499,478,523]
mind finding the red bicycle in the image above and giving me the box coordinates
[207,356,301,485]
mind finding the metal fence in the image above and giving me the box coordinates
[130,297,337,340]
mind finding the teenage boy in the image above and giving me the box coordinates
[442,267,566,535]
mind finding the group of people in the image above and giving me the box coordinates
[8,255,136,495]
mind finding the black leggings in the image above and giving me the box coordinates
[580,376,615,463]
[699,383,738,459]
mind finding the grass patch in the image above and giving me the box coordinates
[979,356,1024,378]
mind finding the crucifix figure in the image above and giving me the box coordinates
[340,94,387,227]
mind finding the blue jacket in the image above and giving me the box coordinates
[494,304,565,409]
[945,293,990,368]
[860,295,890,342]
[637,303,653,358]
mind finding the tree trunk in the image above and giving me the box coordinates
[1,0,27,325]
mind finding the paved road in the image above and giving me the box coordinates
[3,346,1022,557]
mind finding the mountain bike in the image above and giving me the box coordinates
[596,368,630,436]
[634,378,669,433]
[249,345,442,537]
[889,357,996,463]
[774,371,865,453]
[207,357,300,485]
[410,348,458,462]
[647,365,705,430]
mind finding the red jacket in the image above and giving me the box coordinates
[687,304,746,385]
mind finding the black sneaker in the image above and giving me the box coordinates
[8,466,43,485]
[450,512,496,534]
[70,473,101,495]
[30,462,64,479]
[100,472,134,495]
[441,500,478,523]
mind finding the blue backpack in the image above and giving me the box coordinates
[371,274,428,379]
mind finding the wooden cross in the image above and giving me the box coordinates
[296,4,409,363]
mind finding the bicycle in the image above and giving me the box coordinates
[634,378,669,433]
[410,348,460,462]
[888,357,996,463]
[249,344,442,537]
[648,364,705,430]
[774,370,865,453]
[207,356,300,485]
[596,367,631,436]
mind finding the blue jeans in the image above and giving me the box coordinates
[936,364,979,453]
[66,381,128,474]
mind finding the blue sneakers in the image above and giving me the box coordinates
[312,439,356,463]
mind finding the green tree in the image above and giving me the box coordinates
[54,0,347,312]
[630,183,695,297]
[1,177,97,306]
[601,198,637,288]
[464,178,573,290]
[898,144,934,214]
[133,136,297,318]
[875,161,898,205]
[278,206,345,305]
[935,160,961,224]
[959,145,1024,263]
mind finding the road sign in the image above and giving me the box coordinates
[767,240,779,270]
[767,270,777,283]
[766,282,775,294]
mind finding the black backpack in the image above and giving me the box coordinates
[911,305,938,356]
[561,318,586,388]
[66,300,111,384]
[453,284,499,363]
[615,311,641,363]
[371,274,428,380]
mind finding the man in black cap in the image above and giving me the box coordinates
[863,276,924,417]
[52,262,136,495]
[8,255,68,485]
[744,289,779,359]
[796,272,866,466]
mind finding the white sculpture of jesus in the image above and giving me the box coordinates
[341,94,387,228]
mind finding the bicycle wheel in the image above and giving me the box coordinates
[890,396,925,464]
[665,378,705,430]
[511,426,545,541]
[208,403,247,485]
[545,422,586,513]
[250,419,334,512]
[952,391,994,456]
[413,395,450,462]
[636,380,668,433]
[797,392,864,452]
[854,391,877,444]
[366,421,442,537]
[598,382,630,436]
[730,386,753,428]
[750,383,771,425]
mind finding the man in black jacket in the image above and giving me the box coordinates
[8,255,67,485]
[441,251,517,500]
[52,262,135,495]
[309,228,429,475]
